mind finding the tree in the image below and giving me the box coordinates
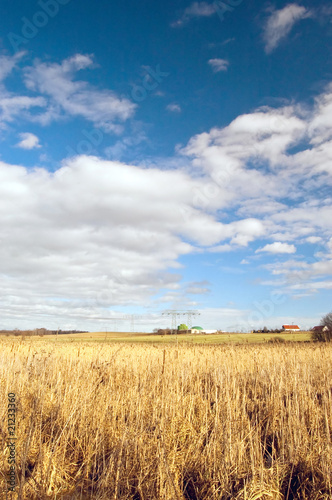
[312,312,332,342]
[156,329,171,335]
[178,324,188,331]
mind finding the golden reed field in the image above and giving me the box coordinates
[1,339,331,499]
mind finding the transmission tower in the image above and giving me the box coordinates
[162,310,183,333]
[122,314,145,332]
[89,314,145,333]
[110,318,118,332]
[162,310,200,333]
[186,310,200,330]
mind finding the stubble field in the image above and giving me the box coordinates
[1,339,331,499]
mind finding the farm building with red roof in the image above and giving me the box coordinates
[282,325,300,331]
[311,325,328,333]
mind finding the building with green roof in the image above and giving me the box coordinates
[191,326,204,333]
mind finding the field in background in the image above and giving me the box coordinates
[5,330,312,344]
[1,339,331,499]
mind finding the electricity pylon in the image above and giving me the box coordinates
[162,310,200,333]
[186,310,200,330]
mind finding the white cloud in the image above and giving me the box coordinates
[23,54,136,131]
[231,219,266,246]
[178,82,332,295]
[104,124,148,160]
[2,73,332,327]
[208,58,229,73]
[166,103,182,113]
[0,155,240,327]
[0,54,136,133]
[271,205,332,232]
[0,52,25,82]
[171,2,216,27]
[207,244,233,253]
[0,94,46,125]
[256,242,297,254]
[262,245,332,295]
[221,38,235,46]
[0,149,298,328]
[327,238,332,251]
[263,4,312,53]
[16,132,41,150]
[180,105,307,220]
[306,236,322,244]
[0,53,47,128]
[307,83,332,145]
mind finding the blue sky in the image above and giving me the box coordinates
[0,0,332,332]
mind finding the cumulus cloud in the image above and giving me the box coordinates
[256,242,297,254]
[0,150,290,328]
[0,155,242,328]
[171,2,216,27]
[263,4,312,53]
[208,58,229,72]
[178,82,332,297]
[16,132,41,150]
[180,105,307,217]
[2,73,332,327]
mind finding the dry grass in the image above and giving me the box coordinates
[2,330,312,345]
[0,340,331,499]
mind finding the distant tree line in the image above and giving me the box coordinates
[252,327,284,334]
[0,329,88,336]
[153,328,188,335]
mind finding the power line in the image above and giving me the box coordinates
[186,310,200,330]
[162,310,200,333]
